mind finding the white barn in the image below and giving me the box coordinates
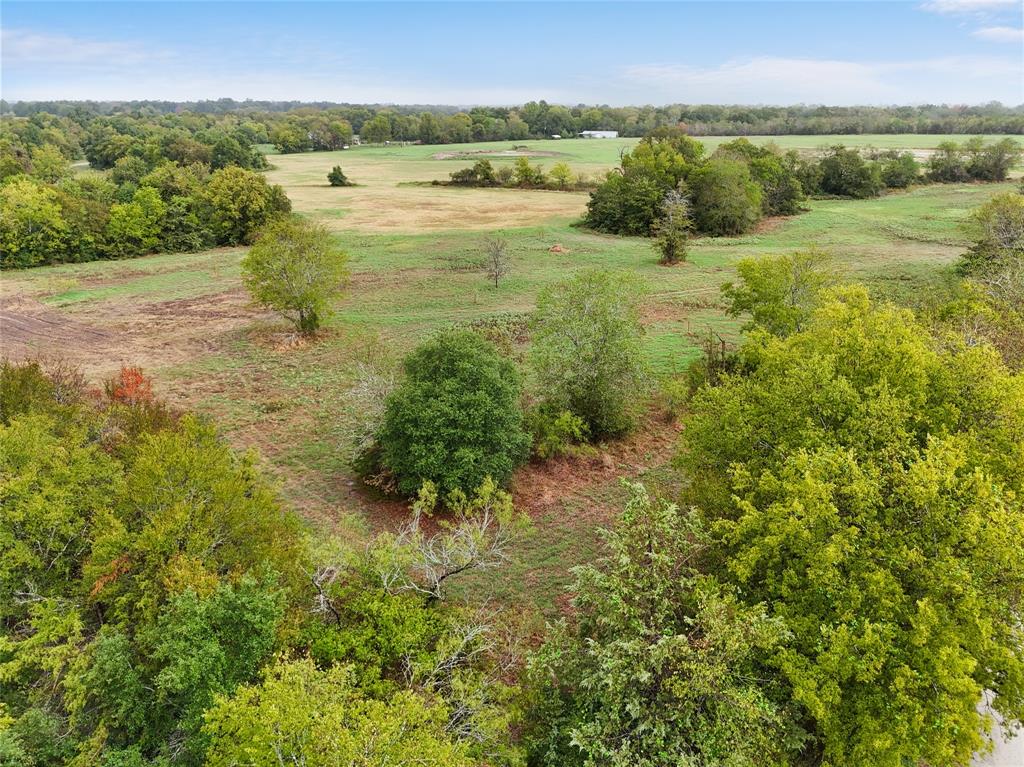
[580,130,619,139]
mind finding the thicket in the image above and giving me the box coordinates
[585,134,1020,239]
[0,161,290,269]
[440,158,592,191]
[0,361,526,767]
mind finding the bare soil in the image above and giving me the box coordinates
[0,290,272,378]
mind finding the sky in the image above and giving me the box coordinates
[2,1,1022,106]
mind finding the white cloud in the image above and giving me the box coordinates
[1,28,161,66]
[972,25,1024,41]
[620,55,1022,105]
[920,0,1018,15]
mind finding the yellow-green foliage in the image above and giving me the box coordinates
[203,658,473,767]
[241,215,348,334]
[681,287,1024,765]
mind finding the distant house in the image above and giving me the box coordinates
[580,130,619,139]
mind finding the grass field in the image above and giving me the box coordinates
[264,134,1016,233]
[1,137,1017,611]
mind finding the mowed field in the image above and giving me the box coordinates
[264,134,1011,232]
[1,135,1018,610]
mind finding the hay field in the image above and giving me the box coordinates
[265,135,1015,233]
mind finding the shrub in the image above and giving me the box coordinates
[927,141,969,182]
[549,162,573,189]
[377,330,530,496]
[689,157,763,235]
[241,216,348,334]
[524,483,793,767]
[511,157,545,187]
[526,405,589,459]
[531,270,647,437]
[327,166,352,186]
[652,190,691,265]
[818,145,883,198]
[584,169,666,235]
[875,149,920,188]
[964,136,1022,182]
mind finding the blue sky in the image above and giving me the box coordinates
[3,1,1022,105]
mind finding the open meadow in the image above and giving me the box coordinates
[2,134,1016,610]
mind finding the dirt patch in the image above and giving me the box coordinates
[0,290,275,379]
[511,411,682,522]
[751,215,791,235]
[0,296,112,358]
[431,148,567,161]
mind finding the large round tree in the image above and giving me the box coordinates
[378,330,530,496]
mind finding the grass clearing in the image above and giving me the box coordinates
[1,138,1016,612]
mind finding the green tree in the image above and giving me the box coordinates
[531,270,646,437]
[689,157,763,235]
[0,176,68,268]
[817,145,883,198]
[927,141,969,182]
[203,659,472,767]
[241,216,348,334]
[875,149,920,188]
[584,169,666,236]
[965,137,1022,181]
[652,190,691,265]
[549,161,573,189]
[361,115,392,144]
[326,165,351,186]
[721,248,836,336]
[103,186,166,259]
[960,191,1024,278]
[202,166,291,245]
[377,330,530,496]
[525,483,795,767]
[29,144,70,184]
[680,288,1024,766]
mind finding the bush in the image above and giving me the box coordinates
[526,404,589,459]
[241,216,348,334]
[688,157,762,235]
[652,190,691,265]
[875,149,920,188]
[584,169,665,235]
[327,166,352,186]
[377,330,530,496]
[817,145,883,198]
[531,270,647,437]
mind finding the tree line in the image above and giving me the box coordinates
[0,116,291,268]
[5,100,1024,141]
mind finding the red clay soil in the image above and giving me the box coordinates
[350,410,682,534]
[511,410,682,522]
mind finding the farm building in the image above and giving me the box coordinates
[580,130,619,138]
